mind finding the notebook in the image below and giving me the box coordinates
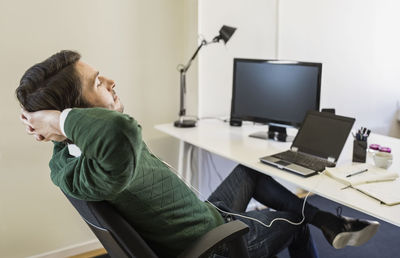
[353,179,400,206]
[324,163,399,186]
[260,110,355,177]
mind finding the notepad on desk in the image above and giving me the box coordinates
[324,164,400,206]
[324,164,399,186]
[353,180,400,206]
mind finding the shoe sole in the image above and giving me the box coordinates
[332,221,380,249]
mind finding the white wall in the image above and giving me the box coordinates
[148,0,199,168]
[195,0,286,199]
[182,0,199,119]
[278,0,400,137]
[195,0,400,199]
[0,1,190,257]
[198,0,278,118]
[197,0,400,137]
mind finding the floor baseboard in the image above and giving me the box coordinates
[28,239,103,258]
[69,248,107,258]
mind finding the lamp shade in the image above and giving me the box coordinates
[218,25,237,44]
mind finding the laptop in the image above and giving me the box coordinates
[260,110,355,177]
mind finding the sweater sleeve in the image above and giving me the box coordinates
[50,108,142,201]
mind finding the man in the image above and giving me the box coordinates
[17,50,379,258]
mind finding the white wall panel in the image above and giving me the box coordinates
[198,0,278,118]
[279,0,400,137]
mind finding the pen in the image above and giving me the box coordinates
[362,127,367,134]
[346,168,368,178]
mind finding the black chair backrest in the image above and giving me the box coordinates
[63,192,158,258]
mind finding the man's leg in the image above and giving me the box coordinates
[252,166,320,221]
[207,164,257,212]
[209,164,380,250]
[238,209,318,258]
[208,165,318,257]
[208,164,319,220]
[248,166,380,249]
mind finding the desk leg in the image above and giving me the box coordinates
[177,140,192,185]
[177,140,200,195]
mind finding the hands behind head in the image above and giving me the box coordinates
[20,109,66,142]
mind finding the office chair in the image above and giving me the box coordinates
[63,192,250,258]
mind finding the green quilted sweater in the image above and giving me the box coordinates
[49,108,224,257]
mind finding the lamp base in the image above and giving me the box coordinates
[174,118,197,128]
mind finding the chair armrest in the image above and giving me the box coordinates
[178,220,250,258]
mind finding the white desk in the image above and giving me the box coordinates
[155,120,400,227]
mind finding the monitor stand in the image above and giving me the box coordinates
[249,125,294,142]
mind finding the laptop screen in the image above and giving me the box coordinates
[292,111,355,161]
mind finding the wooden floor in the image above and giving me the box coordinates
[69,248,107,258]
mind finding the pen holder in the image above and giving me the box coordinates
[353,140,367,163]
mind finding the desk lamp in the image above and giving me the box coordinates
[174,25,237,128]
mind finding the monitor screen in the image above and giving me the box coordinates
[230,58,322,131]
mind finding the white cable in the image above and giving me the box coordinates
[156,146,327,228]
[205,170,327,227]
[207,192,310,227]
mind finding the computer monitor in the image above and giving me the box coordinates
[230,58,322,141]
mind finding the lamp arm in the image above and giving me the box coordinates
[178,39,219,117]
[182,39,219,72]
[179,69,186,116]
[175,25,235,127]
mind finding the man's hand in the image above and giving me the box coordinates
[20,109,67,142]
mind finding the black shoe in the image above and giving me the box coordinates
[321,207,380,249]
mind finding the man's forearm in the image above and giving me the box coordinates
[62,108,142,170]
[50,107,143,200]
[21,109,66,142]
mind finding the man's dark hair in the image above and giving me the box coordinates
[16,50,89,112]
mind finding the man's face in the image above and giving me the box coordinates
[75,61,124,112]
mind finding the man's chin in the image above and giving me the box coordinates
[116,103,124,113]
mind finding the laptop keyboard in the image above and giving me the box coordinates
[272,151,335,171]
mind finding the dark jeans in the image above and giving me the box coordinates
[207,165,320,258]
